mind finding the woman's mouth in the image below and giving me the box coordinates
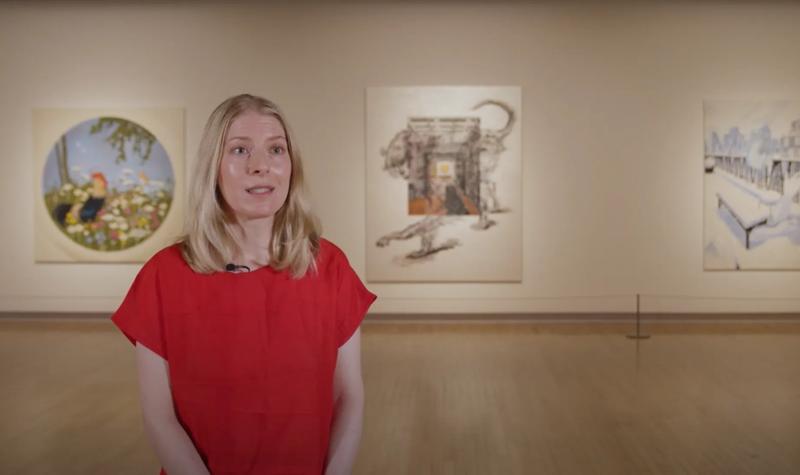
[246,186,275,195]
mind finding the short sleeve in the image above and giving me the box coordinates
[334,250,377,348]
[111,256,168,359]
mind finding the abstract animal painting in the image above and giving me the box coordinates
[366,87,522,282]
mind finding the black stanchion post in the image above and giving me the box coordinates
[627,293,650,340]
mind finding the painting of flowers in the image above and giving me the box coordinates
[35,109,184,262]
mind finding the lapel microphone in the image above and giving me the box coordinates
[225,263,251,273]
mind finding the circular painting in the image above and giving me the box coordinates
[41,117,175,252]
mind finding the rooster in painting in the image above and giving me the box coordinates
[53,172,108,226]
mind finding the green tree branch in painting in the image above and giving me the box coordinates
[90,117,156,164]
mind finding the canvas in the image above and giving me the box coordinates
[34,109,184,263]
[366,87,522,282]
[703,101,800,270]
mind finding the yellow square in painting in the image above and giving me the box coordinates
[436,161,454,178]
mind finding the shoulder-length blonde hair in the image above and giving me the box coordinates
[180,94,320,278]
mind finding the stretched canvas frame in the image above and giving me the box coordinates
[34,108,184,263]
[366,87,522,282]
[703,101,800,270]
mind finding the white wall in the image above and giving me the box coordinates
[1,1,798,314]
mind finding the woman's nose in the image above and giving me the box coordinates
[247,150,270,175]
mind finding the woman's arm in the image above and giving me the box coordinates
[325,328,365,475]
[135,342,210,475]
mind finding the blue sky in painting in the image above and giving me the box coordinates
[42,117,175,195]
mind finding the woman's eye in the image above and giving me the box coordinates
[232,146,248,155]
[270,145,286,155]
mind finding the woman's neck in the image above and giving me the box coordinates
[232,216,274,269]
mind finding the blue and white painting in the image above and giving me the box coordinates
[41,117,175,252]
[704,101,800,270]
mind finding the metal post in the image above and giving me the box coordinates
[627,293,651,340]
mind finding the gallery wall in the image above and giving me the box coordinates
[1,0,798,314]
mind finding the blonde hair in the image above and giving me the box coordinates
[180,94,321,278]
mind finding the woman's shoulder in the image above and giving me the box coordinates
[318,237,343,257]
[141,242,191,273]
[317,237,350,265]
[315,238,354,276]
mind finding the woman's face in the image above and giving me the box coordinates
[218,111,292,222]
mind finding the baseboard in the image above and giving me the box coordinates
[2,311,799,323]
[367,312,800,323]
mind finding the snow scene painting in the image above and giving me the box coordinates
[35,109,184,263]
[366,87,522,282]
[704,101,800,270]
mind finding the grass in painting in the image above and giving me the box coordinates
[44,182,171,252]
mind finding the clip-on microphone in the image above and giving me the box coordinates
[225,263,251,273]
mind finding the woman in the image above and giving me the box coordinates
[112,94,376,475]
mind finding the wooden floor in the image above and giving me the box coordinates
[1,319,799,474]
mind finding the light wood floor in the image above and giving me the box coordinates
[1,319,799,474]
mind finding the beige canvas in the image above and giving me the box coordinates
[703,101,800,270]
[366,87,522,282]
[34,108,184,263]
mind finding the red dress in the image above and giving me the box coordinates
[111,239,377,475]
